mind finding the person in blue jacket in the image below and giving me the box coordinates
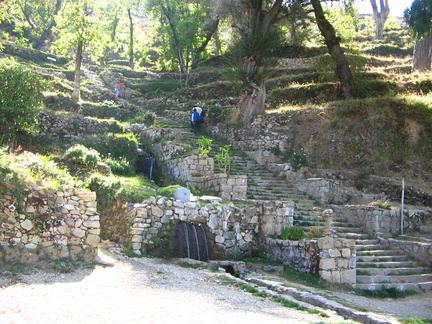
[191,108,200,135]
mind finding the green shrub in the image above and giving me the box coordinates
[281,225,304,240]
[0,58,50,143]
[102,157,135,176]
[64,144,101,169]
[206,105,232,124]
[291,152,308,171]
[134,80,182,94]
[197,137,212,156]
[131,111,157,126]
[88,174,157,212]
[156,185,183,198]
[78,133,139,165]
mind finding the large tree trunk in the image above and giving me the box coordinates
[370,0,390,40]
[413,36,432,72]
[127,8,134,70]
[311,0,353,99]
[240,84,266,126]
[240,56,267,125]
[71,39,84,101]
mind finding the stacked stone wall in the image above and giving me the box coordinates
[142,129,247,200]
[0,186,99,263]
[38,112,124,137]
[263,236,356,285]
[332,205,401,237]
[108,198,294,258]
[382,238,432,267]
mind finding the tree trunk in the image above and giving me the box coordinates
[128,8,134,70]
[240,83,266,126]
[161,4,187,73]
[413,36,432,72]
[191,19,220,68]
[34,0,63,49]
[311,0,353,99]
[370,0,389,40]
[71,39,84,101]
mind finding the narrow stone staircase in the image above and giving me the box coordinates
[154,120,432,292]
[333,217,432,292]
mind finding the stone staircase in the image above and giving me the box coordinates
[333,218,432,292]
[156,121,432,292]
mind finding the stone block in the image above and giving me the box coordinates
[72,227,86,238]
[328,248,341,258]
[85,234,100,247]
[319,270,332,282]
[215,235,225,244]
[341,248,351,258]
[340,269,356,285]
[151,206,164,217]
[320,258,336,270]
[317,236,334,249]
[20,219,34,231]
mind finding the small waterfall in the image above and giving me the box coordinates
[200,224,209,262]
[172,222,210,261]
[183,222,191,259]
[147,157,155,180]
[192,224,200,261]
[135,154,157,181]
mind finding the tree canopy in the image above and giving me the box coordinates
[0,58,49,143]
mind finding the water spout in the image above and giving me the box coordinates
[183,222,190,259]
[192,224,200,261]
[200,224,209,261]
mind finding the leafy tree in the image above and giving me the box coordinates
[146,0,223,73]
[0,58,49,146]
[404,0,432,71]
[1,0,62,48]
[53,0,105,100]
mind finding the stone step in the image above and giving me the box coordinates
[338,232,370,239]
[356,274,432,284]
[356,245,384,252]
[357,261,419,268]
[355,282,432,292]
[357,255,411,262]
[354,239,380,246]
[357,267,431,276]
[357,249,403,256]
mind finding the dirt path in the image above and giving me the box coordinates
[1,244,430,324]
[0,245,354,324]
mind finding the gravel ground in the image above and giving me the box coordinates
[0,244,430,324]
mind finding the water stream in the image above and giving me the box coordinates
[173,222,210,261]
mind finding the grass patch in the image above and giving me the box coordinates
[354,287,417,299]
[281,268,351,292]
[50,257,96,274]
[177,261,204,269]
[273,297,329,317]
[401,319,432,324]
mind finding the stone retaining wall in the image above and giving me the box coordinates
[141,128,247,200]
[332,205,401,237]
[263,236,356,285]
[382,238,432,267]
[113,198,294,258]
[38,111,124,137]
[0,185,100,263]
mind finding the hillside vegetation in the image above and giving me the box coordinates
[1,22,432,204]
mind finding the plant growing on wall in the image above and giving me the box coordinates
[197,137,212,156]
[281,225,304,241]
[216,144,231,174]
